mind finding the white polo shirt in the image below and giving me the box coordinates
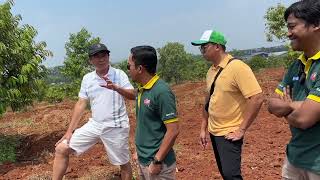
[79,66,134,128]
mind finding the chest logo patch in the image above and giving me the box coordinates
[310,72,317,81]
[144,98,151,106]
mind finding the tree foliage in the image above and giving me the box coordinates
[264,4,287,42]
[61,28,100,81]
[45,66,70,84]
[187,54,210,80]
[158,42,208,84]
[264,3,300,67]
[229,49,246,57]
[60,28,100,98]
[113,60,128,75]
[0,0,52,114]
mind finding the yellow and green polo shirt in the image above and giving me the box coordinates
[135,74,178,166]
[206,54,262,136]
[275,51,320,174]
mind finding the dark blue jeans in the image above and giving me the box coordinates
[210,134,243,180]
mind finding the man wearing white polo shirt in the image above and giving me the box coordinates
[52,43,135,180]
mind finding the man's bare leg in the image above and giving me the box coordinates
[120,162,132,180]
[52,143,74,180]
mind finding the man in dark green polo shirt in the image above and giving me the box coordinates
[267,0,320,179]
[127,45,179,180]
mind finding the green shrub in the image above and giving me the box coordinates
[247,55,292,71]
[0,135,20,164]
[247,56,268,71]
[44,82,80,103]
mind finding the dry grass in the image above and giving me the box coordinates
[28,171,51,180]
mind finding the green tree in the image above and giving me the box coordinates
[229,49,245,57]
[264,3,300,67]
[247,56,268,71]
[188,54,210,80]
[0,0,52,114]
[60,28,100,97]
[45,66,70,84]
[264,3,287,42]
[113,60,128,75]
[158,42,193,84]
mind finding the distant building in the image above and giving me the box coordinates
[268,51,288,56]
[241,51,288,61]
[251,52,269,58]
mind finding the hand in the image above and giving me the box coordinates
[148,162,162,175]
[281,86,293,103]
[267,98,292,117]
[202,108,209,120]
[225,128,245,141]
[133,151,138,162]
[199,129,208,150]
[132,151,139,169]
[55,131,72,146]
[100,76,120,91]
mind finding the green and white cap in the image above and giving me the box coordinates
[191,30,227,46]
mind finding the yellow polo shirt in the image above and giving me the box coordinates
[206,54,262,136]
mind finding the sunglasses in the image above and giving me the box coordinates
[199,44,212,54]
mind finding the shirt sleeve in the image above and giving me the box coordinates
[78,76,88,99]
[233,61,262,98]
[275,62,295,96]
[307,72,320,103]
[158,88,178,124]
[119,70,134,89]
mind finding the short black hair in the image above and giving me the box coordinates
[284,0,320,26]
[130,45,157,74]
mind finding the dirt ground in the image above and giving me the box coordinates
[0,68,291,180]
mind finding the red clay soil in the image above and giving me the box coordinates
[0,68,290,180]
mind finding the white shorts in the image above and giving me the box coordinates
[64,120,130,165]
[282,157,320,180]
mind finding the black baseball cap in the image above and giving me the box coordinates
[88,43,110,56]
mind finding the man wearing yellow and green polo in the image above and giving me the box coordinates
[192,30,264,180]
[127,45,179,180]
[268,1,320,179]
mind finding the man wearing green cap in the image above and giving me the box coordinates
[191,30,264,180]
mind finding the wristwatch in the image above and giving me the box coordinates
[152,157,162,165]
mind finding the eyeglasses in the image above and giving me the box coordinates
[199,44,211,54]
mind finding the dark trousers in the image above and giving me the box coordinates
[210,133,243,180]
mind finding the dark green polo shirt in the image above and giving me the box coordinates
[135,74,178,166]
[276,51,320,174]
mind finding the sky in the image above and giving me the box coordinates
[7,0,296,67]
